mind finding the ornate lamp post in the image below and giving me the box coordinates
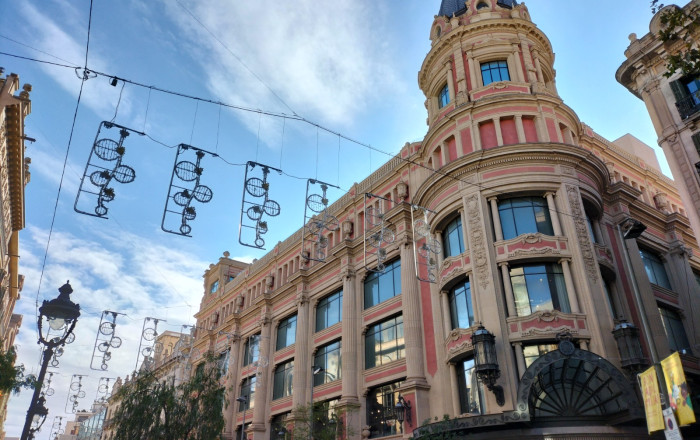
[21,282,81,440]
[472,325,505,406]
[612,320,647,373]
[394,394,412,428]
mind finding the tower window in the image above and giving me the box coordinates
[477,2,489,9]
[438,84,450,108]
[481,60,510,86]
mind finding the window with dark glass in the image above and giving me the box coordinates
[671,76,700,119]
[659,306,691,352]
[316,289,343,331]
[314,341,341,386]
[510,263,570,316]
[276,315,297,350]
[236,423,250,440]
[695,271,700,289]
[583,201,599,244]
[272,360,294,400]
[270,413,290,440]
[523,343,559,367]
[366,381,403,438]
[364,259,401,309]
[640,249,672,289]
[210,280,219,294]
[242,334,260,366]
[239,376,256,410]
[449,279,474,329]
[311,399,340,436]
[217,349,230,376]
[438,84,450,108]
[456,358,484,415]
[365,315,405,369]
[481,60,510,86]
[498,197,554,240]
[443,216,464,258]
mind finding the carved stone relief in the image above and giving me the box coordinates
[566,185,597,283]
[466,195,490,290]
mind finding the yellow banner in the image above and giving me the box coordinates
[661,352,696,426]
[639,366,665,433]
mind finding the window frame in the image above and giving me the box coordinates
[316,289,343,332]
[456,357,484,415]
[209,279,219,294]
[276,314,298,351]
[438,83,450,109]
[366,381,403,438]
[365,315,405,369]
[239,376,256,411]
[364,259,402,309]
[523,343,560,368]
[480,60,510,86]
[658,306,691,353]
[313,340,342,386]
[509,263,570,317]
[442,215,464,258]
[272,360,294,400]
[639,248,672,290]
[217,349,230,376]
[497,196,554,240]
[242,334,260,366]
[448,279,474,330]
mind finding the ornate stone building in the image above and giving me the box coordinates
[193,1,700,438]
[617,0,700,247]
[0,70,31,440]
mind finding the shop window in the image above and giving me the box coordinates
[312,399,340,435]
[239,376,256,410]
[498,196,554,240]
[523,343,561,367]
[449,279,474,329]
[366,381,403,438]
[481,60,510,86]
[270,413,290,440]
[510,263,570,317]
[276,315,297,350]
[457,358,484,415]
[314,341,341,386]
[439,84,450,108]
[242,334,260,366]
[364,259,401,309]
[639,248,672,289]
[659,306,691,353]
[365,315,405,369]
[272,360,294,400]
[442,215,464,258]
[316,289,343,331]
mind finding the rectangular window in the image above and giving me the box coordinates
[449,279,474,329]
[671,77,700,119]
[523,343,559,367]
[272,360,294,400]
[239,376,256,411]
[498,197,554,240]
[270,413,290,440]
[367,381,403,438]
[659,306,691,353]
[443,216,464,258]
[481,60,510,86]
[311,399,340,436]
[510,263,570,317]
[242,334,260,366]
[314,341,342,386]
[365,315,405,369]
[276,315,297,350]
[640,249,672,289]
[364,259,401,309]
[209,280,219,294]
[217,350,230,376]
[316,289,343,332]
[456,358,484,415]
[438,84,450,108]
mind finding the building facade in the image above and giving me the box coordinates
[0,70,31,440]
[617,0,700,246]
[193,1,700,439]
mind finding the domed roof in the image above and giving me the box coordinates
[438,0,518,17]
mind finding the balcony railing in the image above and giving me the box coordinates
[676,94,700,119]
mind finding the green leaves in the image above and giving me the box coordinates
[651,2,700,77]
[0,347,36,395]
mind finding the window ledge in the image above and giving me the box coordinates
[364,358,407,387]
[651,284,678,300]
[494,233,569,263]
[506,310,591,343]
[362,294,403,325]
[314,321,342,346]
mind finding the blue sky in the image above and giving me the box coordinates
[1,0,666,437]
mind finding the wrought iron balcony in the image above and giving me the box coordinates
[676,94,700,119]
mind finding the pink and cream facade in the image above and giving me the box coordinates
[193,1,700,439]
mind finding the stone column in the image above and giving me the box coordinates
[515,115,525,143]
[511,43,525,82]
[488,197,503,241]
[446,61,455,101]
[440,290,452,338]
[223,333,242,439]
[513,342,526,379]
[449,363,461,416]
[400,239,428,383]
[494,118,503,146]
[338,269,361,438]
[251,316,272,434]
[466,50,477,89]
[291,293,311,409]
[435,230,444,267]
[499,263,516,317]
[559,258,580,313]
[544,192,562,236]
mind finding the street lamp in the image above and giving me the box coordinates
[27,396,48,439]
[309,365,324,439]
[612,320,647,373]
[472,324,505,406]
[236,395,248,440]
[394,395,412,427]
[21,282,80,440]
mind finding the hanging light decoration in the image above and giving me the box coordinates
[239,161,282,249]
[302,179,340,262]
[90,311,123,371]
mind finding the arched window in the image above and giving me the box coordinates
[438,84,450,108]
[449,279,474,329]
[509,263,569,316]
[442,215,464,258]
[498,196,554,240]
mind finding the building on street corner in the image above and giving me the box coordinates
[191,1,700,439]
